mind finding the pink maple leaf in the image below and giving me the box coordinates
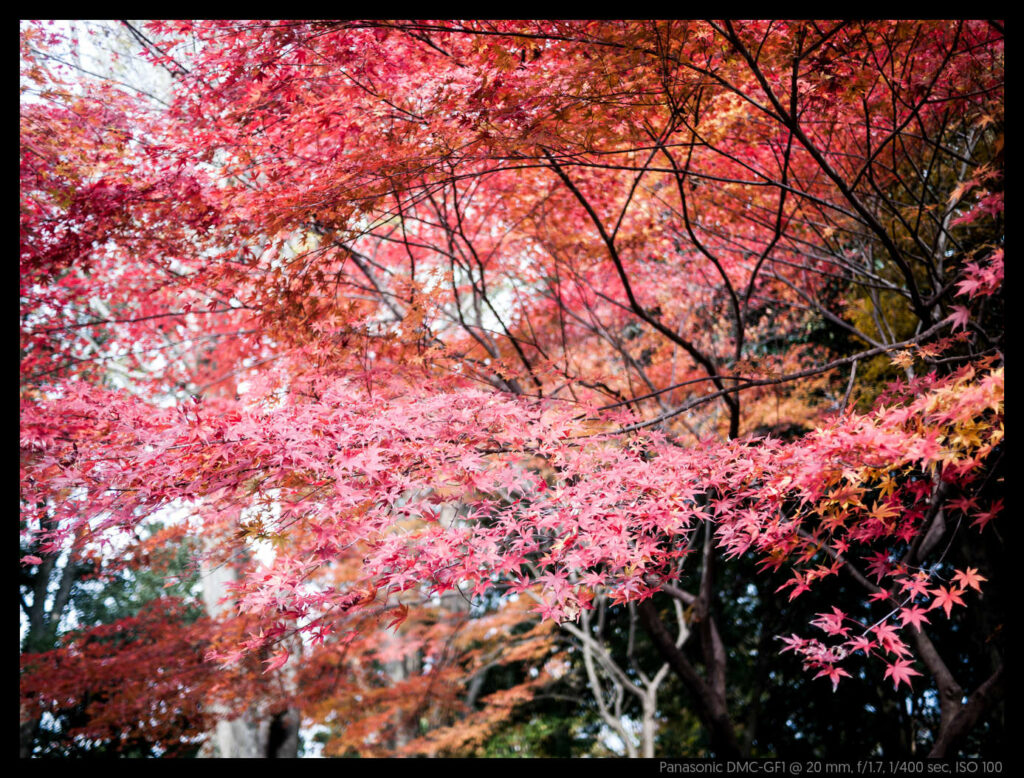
[844,635,874,656]
[811,606,851,637]
[814,664,851,691]
[947,305,971,331]
[951,567,987,593]
[970,499,1003,533]
[898,605,931,631]
[263,650,289,674]
[928,586,966,618]
[883,658,921,690]
[898,573,931,599]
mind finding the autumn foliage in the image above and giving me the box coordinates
[21,20,1003,758]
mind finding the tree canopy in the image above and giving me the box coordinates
[20,19,1003,758]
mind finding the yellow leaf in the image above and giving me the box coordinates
[890,350,914,369]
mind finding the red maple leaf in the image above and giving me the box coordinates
[898,605,931,631]
[865,551,894,583]
[947,305,971,331]
[844,635,875,656]
[951,567,987,593]
[883,659,921,690]
[970,499,1003,532]
[928,586,967,618]
[262,650,289,674]
[811,606,851,637]
[871,621,907,655]
[814,664,851,692]
[898,573,931,599]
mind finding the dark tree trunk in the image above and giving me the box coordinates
[267,708,301,757]
[639,599,742,758]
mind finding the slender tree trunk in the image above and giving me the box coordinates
[638,600,742,758]
[641,696,658,758]
[199,558,263,757]
[198,552,300,757]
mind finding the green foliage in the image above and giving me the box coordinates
[71,530,203,629]
[481,711,609,757]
